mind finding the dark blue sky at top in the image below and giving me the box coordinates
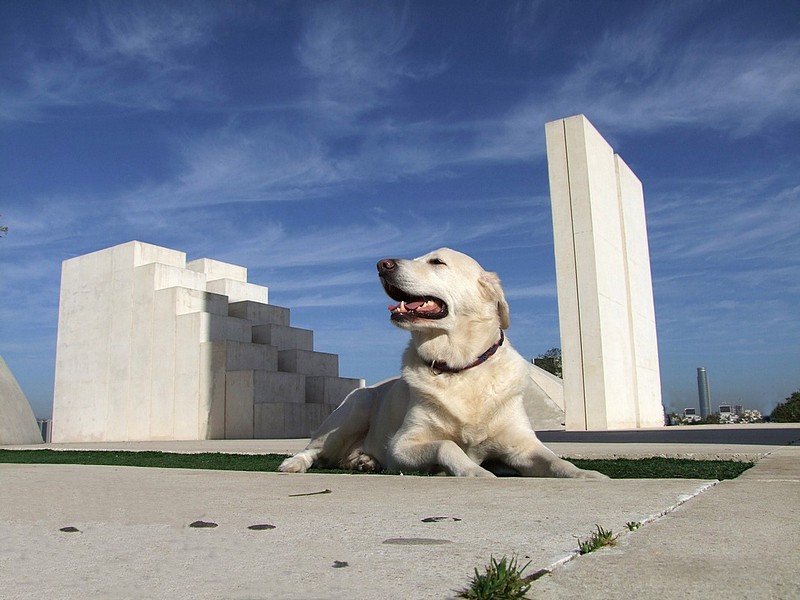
[1,0,798,419]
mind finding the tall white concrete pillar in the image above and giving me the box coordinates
[545,115,663,430]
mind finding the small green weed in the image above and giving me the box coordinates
[626,521,642,531]
[577,525,615,555]
[457,555,531,600]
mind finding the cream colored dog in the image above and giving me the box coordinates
[279,248,606,479]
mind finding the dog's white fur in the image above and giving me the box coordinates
[279,248,606,479]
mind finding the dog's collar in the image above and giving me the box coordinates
[429,330,505,375]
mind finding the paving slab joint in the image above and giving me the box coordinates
[534,480,720,582]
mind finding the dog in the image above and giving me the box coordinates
[279,248,606,479]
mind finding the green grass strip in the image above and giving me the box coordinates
[0,450,286,472]
[568,457,752,480]
[0,450,753,479]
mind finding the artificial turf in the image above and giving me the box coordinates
[0,449,753,480]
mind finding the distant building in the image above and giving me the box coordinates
[683,407,701,422]
[697,368,711,419]
[37,419,52,443]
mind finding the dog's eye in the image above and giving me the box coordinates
[428,258,446,266]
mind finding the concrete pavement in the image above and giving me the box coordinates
[1,424,798,599]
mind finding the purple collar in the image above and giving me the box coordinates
[429,330,505,375]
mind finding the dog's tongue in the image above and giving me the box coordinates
[388,299,442,313]
[387,300,427,313]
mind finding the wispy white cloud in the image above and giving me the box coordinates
[296,1,446,119]
[72,2,214,65]
[0,2,220,122]
[504,282,556,300]
[475,5,800,162]
[554,7,800,135]
[648,178,799,264]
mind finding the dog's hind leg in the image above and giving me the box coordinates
[341,447,381,472]
[278,386,375,473]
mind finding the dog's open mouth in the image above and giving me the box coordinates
[382,282,448,321]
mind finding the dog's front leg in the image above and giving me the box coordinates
[389,435,495,477]
[500,430,608,479]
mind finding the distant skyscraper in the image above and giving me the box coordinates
[697,367,711,419]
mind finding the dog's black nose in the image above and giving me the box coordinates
[377,259,397,273]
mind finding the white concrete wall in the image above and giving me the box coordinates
[0,356,43,444]
[545,115,664,430]
[52,241,361,441]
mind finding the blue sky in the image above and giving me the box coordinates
[1,1,798,420]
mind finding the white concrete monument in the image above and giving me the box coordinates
[545,114,664,430]
[0,356,43,444]
[52,241,362,442]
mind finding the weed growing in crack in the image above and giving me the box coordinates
[577,525,616,555]
[626,521,642,531]
[456,555,531,600]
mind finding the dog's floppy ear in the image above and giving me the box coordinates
[479,271,510,329]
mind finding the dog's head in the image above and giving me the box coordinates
[377,248,510,332]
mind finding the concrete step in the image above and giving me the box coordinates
[203,341,277,372]
[254,402,336,438]
[176,312,251,344]
[206,279,268,304]
[278,349,338,377]
[252,324,313,351]
[224,371,308,439]
[155,286,229,317]
[305,376,363,406]
[186,258,247,283]
[228,301,290,327]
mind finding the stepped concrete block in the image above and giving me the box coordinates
[135,262,207,293]
[0,356,43,444]
[224,371,256,439]
[157,287,229,316]
[206,279,268,304]
[53,248,114,442]
[144,289,230,440]
[171,314,249,439]
[176,312,252,344]
[252,324,313,351]
[186,258,247,282]
[278,349,338,377]
[113,240,186,269]
[253,371,306,405]
[305,376,363,405]
[173,317,203,440]
[106,255,137,440]
[205,340,277,372]
[254,402,335,438]
[228,301,290,326]
[253,403,284,438]
[52,241,365,442]
[201,342,231,439]
[147,289,178,440]
[284,403,331,438]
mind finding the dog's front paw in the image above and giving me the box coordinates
[457,465,496,478]
[576,468,610,480]
[278,456,309,473]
